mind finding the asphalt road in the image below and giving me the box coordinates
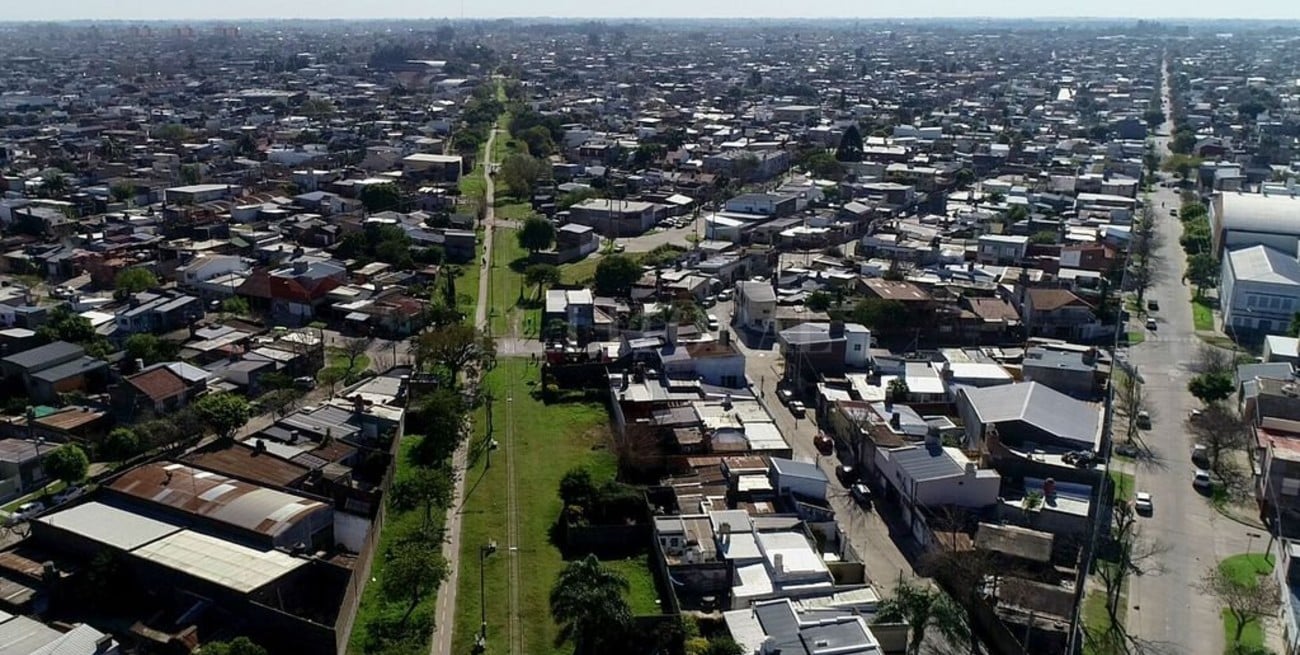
[1122,57,1268,655]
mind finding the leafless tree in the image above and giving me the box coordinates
[1096,502,1169,638]
[1185,403,1250,479]
[1193,344,1234,376]
[1114,373,1150,451]
[339,337,370,375]
[1196,564,1280,647]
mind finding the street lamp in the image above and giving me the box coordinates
[476,540,497,653]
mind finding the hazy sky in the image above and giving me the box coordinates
[9,0,1300,21]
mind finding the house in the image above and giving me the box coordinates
[568,199,662,237]
[536,223,599,265]
[115,291,205,336]
[163,183,237,205]
[956,381,1103,453]
[723,193,798,217]
[0,341,109,404]
[778,322,872,391]
[114,362,209,418]
[0,439,49,501]
[401,153,462,182]
[724,597,886,655]
[1221,245,1300,336]
[874,441,1001,536]
[0,614,120,655]
[1017,288,1096,340]
[977,234,1030,265]
[1021,346,1101,399]
[734,280,777,336]
[544,289,596,342]
[1265,335,1300,365]
[1274,542,1300,655]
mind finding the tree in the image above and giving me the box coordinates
[114,267,158,295]
[35,306,110,357]
[410,323,495,383]
[110,182,134,203]
[550,554,632,654]
[103,427,141,460]
[499,153,547,198]
[954,168,975,189]
[1188,372,1234,405]
[180,164,202,186]
[125,333,178,367]
[835,124,864,162]
[338,337,370,376]
[875,580,969,655]
[524,263,561,299]
[805,291,832,312]
[408,390,469,464]
[518,217,557,254]
[389,462,453,529]
[1290,312,1300,338]
[801,151,844,181]
[850,298,907,333]
[1030,230,1057,245]
[261,388,302,417]
[222,296,250,316]
[1197,563,1280,647]
[594,254,642,297]
[729,152,761,184]
[884,378,908,403]
[1186,403,1251,477]
[201,637,268,655]
[1094,500,1167,647]
[317,367,346,398]
[192,392,252,440]
[518,125,556,157]
[1187,252,1220,296]
[43,444,89,485]
[360,183,403,213]
[381,540,448,626]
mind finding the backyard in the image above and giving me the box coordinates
[451,359,659,655]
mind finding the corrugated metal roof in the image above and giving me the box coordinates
[132,530,306,594]
[36,502,182,551]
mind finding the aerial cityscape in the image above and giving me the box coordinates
[0,13,1295,655]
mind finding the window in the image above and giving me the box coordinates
[1247,295,1258,308]
[853,344,863,351]
[1283,478,1300,496]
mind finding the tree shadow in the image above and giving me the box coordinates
[508,256,532,274]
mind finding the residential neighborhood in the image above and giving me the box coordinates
[0,13,1297,655]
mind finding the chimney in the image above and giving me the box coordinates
[135,358,145,371]
[890,412,901,430]
[720,329,730,347]
[773,553,784,574]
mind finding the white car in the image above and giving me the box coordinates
[1193,469,1213,490]
[52,485,86,505]
[707,314,719,331]
[1134,492,1153,515]
[6,500,45,525]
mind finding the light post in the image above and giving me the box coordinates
[476,540,497,653]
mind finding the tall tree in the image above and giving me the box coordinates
[338,337,370,376]
[389,461,453,529]
[115,267,159,296]
[594,254,642,297]
[1188,372,1233,405]
[1197,563,1280,646]
[381,540,448,626]
[360,183,403,213]
[875,580,968,655]
[410,323,495,383]
[499,153,547,198]
[1186,403,1250,477]
[1186,252,1220,297]
[518,217,557,254]
[43,444,89,485]
[835,124,865,162]
[550,555,632,655]
[192,393,252,440]
[524,263,561,299]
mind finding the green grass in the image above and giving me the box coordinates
[558,251,645,286]
[451,359,619,655]
[1083,587,1126,655]
[487,228,541,337]
[2,480,68,513]
[604,554,663,615]
[1126,331,1146,345]
[1110,470,1136,504]
[1192,298,1215,332]
[1217,554,1275,654]
[347,437,442,654]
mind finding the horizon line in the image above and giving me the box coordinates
[1,15,1298,23]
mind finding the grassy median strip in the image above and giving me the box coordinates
[452,359,625,655]
[1192,297,1215,332]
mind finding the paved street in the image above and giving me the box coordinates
[1122,57,1273,655]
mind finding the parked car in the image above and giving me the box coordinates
[707,314,719,331]
[1134,491,1153,515]
[1147,299,1159,311]
[835,465,857,488]
[717,289,733,302]
[701,295,717,308]
[1191,444,1209,468]
[1136,410,1151,429]
[788,400,807,418]
[1193,469,1213,490]
[51,485,86,505]
[6,500,45,525]
[294,376,317,390]
[850,483,872,508]
[1145,317,1158,330]
[776,388,795,406]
